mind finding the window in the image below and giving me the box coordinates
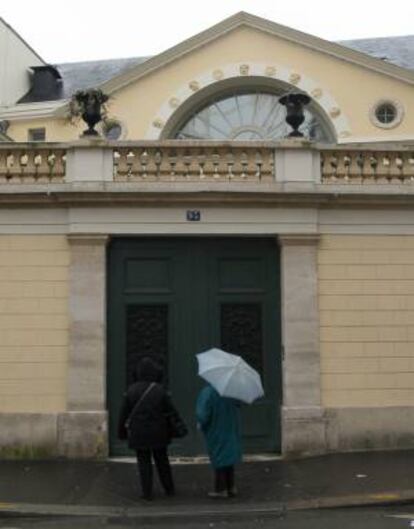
[28,128,46,141]
[375,103,396,124]
[103,120,122,140]
[370,100,403,129]
[173,91,331,142]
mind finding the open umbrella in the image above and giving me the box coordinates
[196,347,264,404]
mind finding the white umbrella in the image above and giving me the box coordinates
[196,347,264,404]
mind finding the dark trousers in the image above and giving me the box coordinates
[135,447,175,498]
[214,465,235,493]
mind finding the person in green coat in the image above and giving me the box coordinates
[196,384,242,498]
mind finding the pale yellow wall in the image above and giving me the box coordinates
[8,26,414,142]
[9,117,81,142]
[319,235,414,408]
[0,235,69,413]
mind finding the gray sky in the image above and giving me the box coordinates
[2,0,414,64]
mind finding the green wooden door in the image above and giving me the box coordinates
[107,238,281,456]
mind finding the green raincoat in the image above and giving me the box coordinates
[196,385,242,468]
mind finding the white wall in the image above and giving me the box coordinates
[0,18,44,107]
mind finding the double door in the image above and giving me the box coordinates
[108,237,281,455]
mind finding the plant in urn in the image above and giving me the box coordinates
[69,89,109,137]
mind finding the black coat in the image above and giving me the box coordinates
[118,381,178,450]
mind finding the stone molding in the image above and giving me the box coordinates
[2,406,414,459]
[148,61,350,141]
[279,234,321,411]
[67,234,109,412]
[278,234,320,246]
[67,234,110,246]
[282,405,414,457]
[0,412,108,459]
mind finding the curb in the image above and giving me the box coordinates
[1,491,414,522]
[288,490,414,510]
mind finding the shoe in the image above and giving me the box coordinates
[208,490,228,499]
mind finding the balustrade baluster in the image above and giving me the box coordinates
[0,152,8,183]
[128,149,142,181]
[226,148,235,180]
[231,150,243,181]
[36,152,52,183]
[158,148,172,181]
[21,151,37,183]
[197,151,206,180]
[375,152,391,183]
[401,153,414,182]
[335,153,350,182]
[167,149,177,181]
[263,149,274,181]
[7,151,22,183]
[115,148,130,181]
[51,149,66,182]
[212,148,226,181]
[127,149,140,181]
[321,152,336,182]
[348,152,363,183]
[212,150,221,180]
[140,149,150,180]
[389,153,404,183]
[244,149,257,181]
[360,152,377,182]
[187,148,201,181]
[202,148,215,180]
[153,149,162,180]
[171,148,185,180]
[239,150,248,180]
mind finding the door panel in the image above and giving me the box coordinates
[108,238,281,456]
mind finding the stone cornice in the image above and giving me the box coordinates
[0,101,62,121]
[1,183,414,207]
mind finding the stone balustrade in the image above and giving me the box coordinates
[2,141,414,187]
[113,143,275,182]
[0,145,66,183]
[321,147,414,184]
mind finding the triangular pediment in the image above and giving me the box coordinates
[98,11,414,96]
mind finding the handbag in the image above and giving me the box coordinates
[166,409,188,439]
[124,382,156,433]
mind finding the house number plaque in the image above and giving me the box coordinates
[186,210,201,221]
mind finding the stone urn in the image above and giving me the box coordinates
[71,89,109,137]
[279,93,311,137]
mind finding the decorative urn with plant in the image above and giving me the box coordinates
[69,88,109,137]
[279,93,311,137]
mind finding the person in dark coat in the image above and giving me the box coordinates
[196,384,242,498]
[118,357,180,500]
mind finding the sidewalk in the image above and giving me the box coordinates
[1,450,414,522]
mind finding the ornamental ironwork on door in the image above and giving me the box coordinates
[220,303,263,375]
[126,304,168,385]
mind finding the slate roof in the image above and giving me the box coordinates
[19,35,414,104]
[54,56,149,99]
[340,35,414,71]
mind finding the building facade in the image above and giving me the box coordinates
[1,13,414,458]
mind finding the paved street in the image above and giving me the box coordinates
[1,505,414,529]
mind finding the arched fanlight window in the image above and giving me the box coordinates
[173,91,331,142]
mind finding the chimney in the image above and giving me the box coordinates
[18,65,63,103]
